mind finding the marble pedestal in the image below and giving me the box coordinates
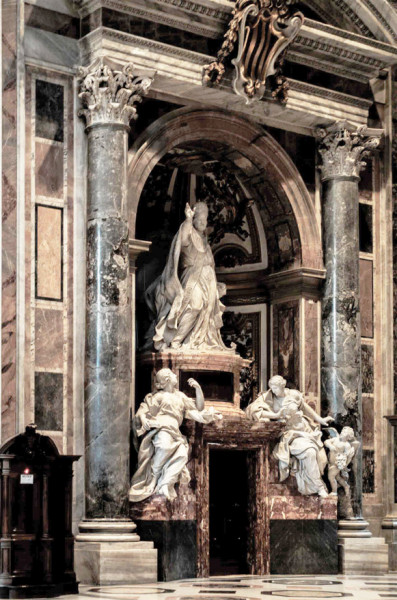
[137,350,249,417]
[382,517,397,572]
[338,519,388,574]
[75,520,157,585]
[339,537,389,574]
[269,497,338,574]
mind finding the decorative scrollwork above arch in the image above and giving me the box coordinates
[203,0,304,104]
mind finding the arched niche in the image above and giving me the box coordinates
[128,108,323,274]
[128,108,325,404]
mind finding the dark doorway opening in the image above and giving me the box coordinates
[209,449,249,575]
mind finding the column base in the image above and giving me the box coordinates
[75,519,158,585]
[338,520,388,574]
[338,518,372,539]
[382,515,397,571]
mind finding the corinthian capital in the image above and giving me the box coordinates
[77,59,153,129]
[316,121,382,181]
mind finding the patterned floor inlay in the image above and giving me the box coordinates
[364,589,397,593]
[85,587,174,597]
[266,580,342,586]
[191,583,259,588]
[166,597,256,600]
[261,592,352,598]
[71,574,397,600]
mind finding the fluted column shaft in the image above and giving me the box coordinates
[317,122,381,520]
[78,60,151,519]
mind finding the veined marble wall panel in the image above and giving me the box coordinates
[362,344,374,395]
[1,1,18,440]
[36,205,63,300]
[271,300,300,390]
[35,308,63,370]
[303,298,320,411]
[222,305,267,408]
[360,258,374,338]
[25,67,74,454]
[362,394,374,447]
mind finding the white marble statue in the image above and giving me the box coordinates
[245,375,333,497]
[145,202,231,352]
[129,368,222,502]
[324,426,359,518]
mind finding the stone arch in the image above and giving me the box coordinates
[128,108,323,273]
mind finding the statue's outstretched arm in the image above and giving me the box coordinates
[302,400,334,427]
[180,203,195,246]
[187,377,204,411]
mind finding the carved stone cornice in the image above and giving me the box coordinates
[316,121,382,182]
[78,27,374,135]
[77,59,153,129]
[128,238,151,269]
[263,267,326,301]
[76,1,397,86]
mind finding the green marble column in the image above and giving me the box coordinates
[78,59,152,521]
[317,121,381,531]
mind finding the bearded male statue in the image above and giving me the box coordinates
[145,202,231,352]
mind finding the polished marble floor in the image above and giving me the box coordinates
[68,574,397,600]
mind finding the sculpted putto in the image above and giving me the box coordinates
[325,426,359,518]
[246,375,333,497]
[129,368,222,502]
[145,202,231,352]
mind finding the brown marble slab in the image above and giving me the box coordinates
[36,205,62,300]
[362,394,374,447]
[304,300,319,395]
[130,484,196,521]
[35,308,63,370]
[359,258,373,338]
[269,495,337,520]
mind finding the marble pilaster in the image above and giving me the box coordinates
[317,122,381,527]
[75,59,157,584]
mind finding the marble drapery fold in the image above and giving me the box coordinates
[145,203,230,352]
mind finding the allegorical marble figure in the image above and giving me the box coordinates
[129,368,222,502]
[246,375,333,497]
[145,202,230,352]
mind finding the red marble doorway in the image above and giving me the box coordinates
[195,420,280,577]
[209,449,249,575]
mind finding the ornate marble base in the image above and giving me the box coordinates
[74,520,157,585]
[338,518,372,539]
[338,536,389,574]
[382,515,397,571]
[136,520,197,581]
[137,350,250,416]
[270,519,338,574]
